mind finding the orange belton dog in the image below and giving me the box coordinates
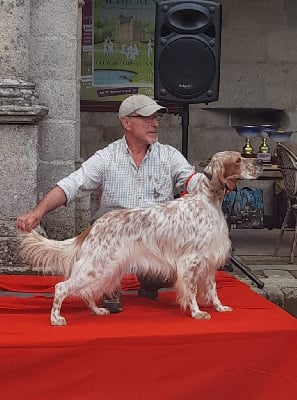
[19,151,262,326]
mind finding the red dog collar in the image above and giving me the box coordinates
[180,172,197,197]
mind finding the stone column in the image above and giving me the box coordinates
[29,0,89,240]
[0,79,48,273]
[0,1,87,273]
[0,0,30,78]
[0,0,48,273]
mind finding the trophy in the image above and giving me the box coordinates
[233,125,261,157]
[257,125,275,163]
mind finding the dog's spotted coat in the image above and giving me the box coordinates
[20,151,262,325]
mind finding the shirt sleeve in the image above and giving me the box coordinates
[167,146,196,192]
[57,150,108,204]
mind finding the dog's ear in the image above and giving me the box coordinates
[205,158,226,187]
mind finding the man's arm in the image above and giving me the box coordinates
[16,186,67,232]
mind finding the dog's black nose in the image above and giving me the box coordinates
[256,159,263,166]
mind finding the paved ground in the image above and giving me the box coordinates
[230,228,297,317]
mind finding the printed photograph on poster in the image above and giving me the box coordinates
[81,0,156,102]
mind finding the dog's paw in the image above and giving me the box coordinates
[92,307,110,316]
[215,305,233,312]
[50,315,67,326]
[191,311,211,320]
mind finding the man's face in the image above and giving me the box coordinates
[122,113,163,145]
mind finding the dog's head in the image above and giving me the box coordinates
[204,151,263,189]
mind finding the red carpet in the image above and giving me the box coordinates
[0,272,297,400]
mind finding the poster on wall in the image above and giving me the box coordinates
[81,0,155,105]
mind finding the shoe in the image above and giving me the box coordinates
[138,277,174,300]
[102,294,123,313]
[138,278,160,300]
[138,286,159,300]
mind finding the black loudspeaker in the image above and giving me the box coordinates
[154,0,222,104]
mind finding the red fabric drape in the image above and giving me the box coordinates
[1,272,297,400]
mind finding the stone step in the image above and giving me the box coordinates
[235,255,292,265]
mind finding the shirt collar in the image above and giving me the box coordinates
[122,135,158,155]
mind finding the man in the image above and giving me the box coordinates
[17,94,232,312]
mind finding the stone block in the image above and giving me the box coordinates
[222,0,284,32]
[90,112,120,127]
[283,287,297,317]
[0,216,17,237]
[158,126,182,152]
[37,161,76,200]
[75,119,81,161]
[166,113,181,128]
[81,125,104,143]
[286,111,297,131]
[265,65,297,110]
[42,204,76,240]
[263,270,295,279]
[38,120,77,161]
[102,126,122,142]
[30,0,77,40]
[80,143,87,161]
[75,203,91,235]
[187,127,243,164]
[36,79,77,120]
[29,37,77,81]
[247,264,297,271]
[82,141,106,160]
[261,279,285,309]
[274,278,297,290]
[0,125,38,220]
[217,62,268,108]
[189,107,230,127]
[80,112,93,127]
[284,0,297,28]
[0,237,31,274]
[221,28,267,64]
[267,29,297,63]
[0,0,30,77]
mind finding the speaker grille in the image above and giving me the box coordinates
[158,37,216,99]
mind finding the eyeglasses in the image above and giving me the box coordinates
[127,114,163,123]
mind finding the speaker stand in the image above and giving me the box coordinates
[179,103,265,289]
[181,103,189,158]
[229,255,264,288]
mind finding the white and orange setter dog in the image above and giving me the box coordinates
[19,151,262,326]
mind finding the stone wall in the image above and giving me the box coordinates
[81,0,297,220]
[81,0,297,165]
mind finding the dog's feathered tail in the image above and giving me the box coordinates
[19,227,91,278]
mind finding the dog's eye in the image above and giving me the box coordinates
[235,157,241,164]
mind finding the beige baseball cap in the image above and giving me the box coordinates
[118,94,167,118]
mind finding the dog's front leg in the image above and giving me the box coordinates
[207,278,233,313]
[177,261,211,319]
[188,284,211,320]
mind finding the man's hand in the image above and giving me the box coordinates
[16,186,67,232]
[16,210,43,232]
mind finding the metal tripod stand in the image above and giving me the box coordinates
[179,103,265,289]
